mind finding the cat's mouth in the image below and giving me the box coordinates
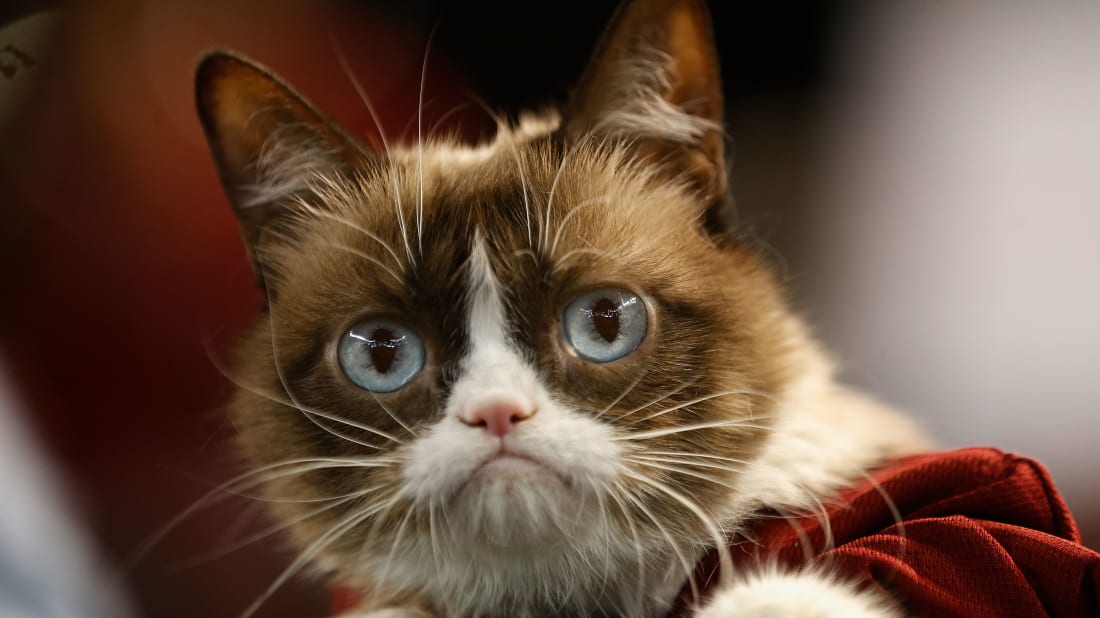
[468,448,571,489]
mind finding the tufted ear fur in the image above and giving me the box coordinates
[195,51,368,286]
[562,0,728,229]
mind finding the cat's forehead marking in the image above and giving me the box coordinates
[437,230,540,421]
[466,230,507,355]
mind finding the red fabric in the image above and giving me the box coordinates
[333,449,1100,617]
[673,448,1100,617]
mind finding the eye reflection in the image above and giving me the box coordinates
[563,289,646,363]
[339,321,424,392]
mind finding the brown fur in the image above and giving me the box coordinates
[195,1,882,616]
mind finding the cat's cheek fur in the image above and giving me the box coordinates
[693,568,902,618]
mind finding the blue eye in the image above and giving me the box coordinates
[338,321,424,393]
[562,288,647,363]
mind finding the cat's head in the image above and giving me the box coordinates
[197,0,814,612]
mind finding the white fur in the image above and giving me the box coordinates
[731,335,928,519]
[591,47,720,144]
[694,567,901,618]
[400,235,623,508]
[243,124,339,208]
[378,251,927,618]
[692,328,925,618]
[387,236,647,616]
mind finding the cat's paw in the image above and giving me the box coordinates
[693,569,901,618]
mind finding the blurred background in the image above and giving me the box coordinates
[1,1,1097,616]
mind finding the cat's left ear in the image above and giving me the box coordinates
[563,0,727,217]
[195,51,367,286]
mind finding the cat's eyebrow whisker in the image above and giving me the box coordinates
[615,417,777,442]
[628,388,774,426]
[294,201,405,271]
[548,194,613,259]
[309,240,407,288]
[511,248,539,268]
[415,21,441,258]
[508,133,535,249]
[544,133,595,254]
[468,95,538,249]
[550,246,611,274]
[261,226,408,292]
[330,36,415,266]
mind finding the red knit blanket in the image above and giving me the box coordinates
[334,448,1100,617]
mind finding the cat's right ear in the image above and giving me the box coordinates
[195,51,367,287]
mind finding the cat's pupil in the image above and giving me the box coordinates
[591,297,620,343]
[367,328,400,373]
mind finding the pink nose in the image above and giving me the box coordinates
[460,403,535,437]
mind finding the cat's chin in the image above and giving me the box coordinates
[451,454,584,548]
[470,452,569,486]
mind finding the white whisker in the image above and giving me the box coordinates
[331,37,414,265]
[627,454,749,476]
[310,240,407,287]
[605,487,647,613]
[620,469,734,589]
[240,498,387,617]
[551,246,612,273]
[170,488,376,572]
[123,457,393,578]
[593,368,648,424]
[544,134,594,253]
[629,388,774,426]
[614,482,700,603]
[549,194,610,258]
[416,23,440,257]
[201,331,406,448]
[615,377,698,423]
[296,201,404,270]
[625,456,739,492]
[615,417,776,442]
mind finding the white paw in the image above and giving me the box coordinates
[694,569,900,618]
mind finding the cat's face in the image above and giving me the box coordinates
[198,0,807,613]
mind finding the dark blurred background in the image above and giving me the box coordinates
[1,1,1097,617]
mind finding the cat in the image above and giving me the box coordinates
[195,0,928,616]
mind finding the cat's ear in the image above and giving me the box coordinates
[563,0,728,218]
[195,51,367,285]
